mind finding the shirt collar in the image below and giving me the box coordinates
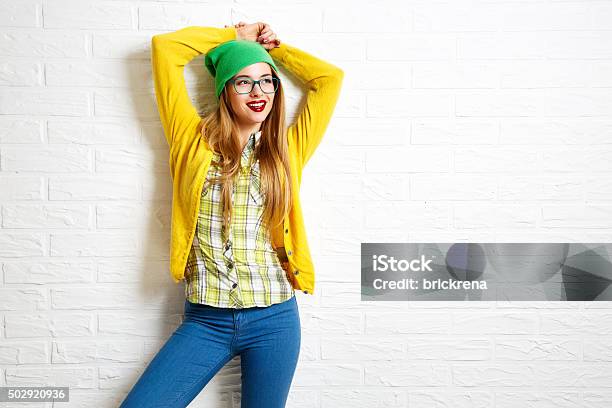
[253,130,262,144]
[241,130,262,167]
[211,131,262,166]
[247,130,261,150]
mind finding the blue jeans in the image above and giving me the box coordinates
[120,295,301,408]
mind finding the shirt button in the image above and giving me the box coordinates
[303,290,308,294]
[227,263,233,269]
[287,250,292,256]
[232,283,237,289]
[294,270,299,275]
[285,228,288,234]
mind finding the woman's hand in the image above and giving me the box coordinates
[225,21,281,50]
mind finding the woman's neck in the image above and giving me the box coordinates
[238,122,262,149]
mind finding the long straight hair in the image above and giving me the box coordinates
[197,71,292,243]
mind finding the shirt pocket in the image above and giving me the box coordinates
[249,162,266,206]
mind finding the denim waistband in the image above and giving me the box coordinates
[184,294,296,315]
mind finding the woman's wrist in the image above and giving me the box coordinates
[231,21,280,50]
[235,23,253,42]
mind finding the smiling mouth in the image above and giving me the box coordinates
[246,100,266,112]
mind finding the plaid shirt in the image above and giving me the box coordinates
[184,130,295,308]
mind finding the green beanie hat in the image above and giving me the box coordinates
[204,39,279,99]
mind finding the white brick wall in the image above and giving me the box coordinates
[1,0,612,407]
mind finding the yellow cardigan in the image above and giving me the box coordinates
[150,26,344,294]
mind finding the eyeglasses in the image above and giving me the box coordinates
[229,75,279,95]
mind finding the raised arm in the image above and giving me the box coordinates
[150,26,236,148]
[268,43,344,168]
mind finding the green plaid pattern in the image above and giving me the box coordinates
[184,130,295,308]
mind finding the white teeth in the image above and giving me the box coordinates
[247,102,264,107]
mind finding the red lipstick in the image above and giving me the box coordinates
[246,100,266,112]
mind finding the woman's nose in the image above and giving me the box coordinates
[250,83,263,97]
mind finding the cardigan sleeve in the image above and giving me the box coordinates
[150,26,237,148]
[269,43,344,167]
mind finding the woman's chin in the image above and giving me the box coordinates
[243,111,270,123]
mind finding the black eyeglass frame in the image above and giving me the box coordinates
[228,75,280,95]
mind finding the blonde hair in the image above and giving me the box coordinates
[197,71,292,243]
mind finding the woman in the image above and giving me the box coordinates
[120,21,343,407]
